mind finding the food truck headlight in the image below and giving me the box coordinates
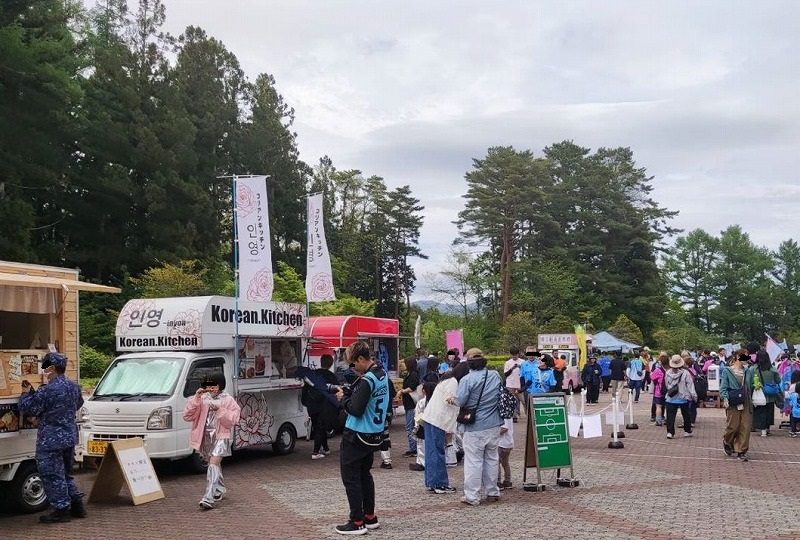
[78,406,90,425]
[147,406,173,430]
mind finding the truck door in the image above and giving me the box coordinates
[182,357,227,398]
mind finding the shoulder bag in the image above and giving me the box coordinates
[457,371,488,425]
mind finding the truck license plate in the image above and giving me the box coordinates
[87,440,109,455]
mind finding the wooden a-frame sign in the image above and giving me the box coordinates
[88,437,164,505]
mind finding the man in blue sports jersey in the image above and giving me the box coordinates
[334,340,390,536]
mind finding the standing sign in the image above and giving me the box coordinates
[523,393,579,491]
[89,437,164,505]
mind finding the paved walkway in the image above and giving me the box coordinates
[3,389,800,539]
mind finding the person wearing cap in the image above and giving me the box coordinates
[663,355,697,439]
[18,352,85,523]
[581,356,601,404]
[452,348,503,506]
[183,372,241,510]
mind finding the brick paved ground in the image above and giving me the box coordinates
[4,389,800,539]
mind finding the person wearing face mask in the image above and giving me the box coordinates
[19,352,85,523]
[719,351,753,462]
[183,372,242,510]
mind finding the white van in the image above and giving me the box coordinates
[76,296,309,470]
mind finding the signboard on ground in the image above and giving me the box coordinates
[523,392,579,490]
[89,437,164,505]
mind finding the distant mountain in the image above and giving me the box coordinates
[413,300,475,315]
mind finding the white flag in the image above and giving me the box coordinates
[236,176,273,302]
[414,315,421,349]
[765,334,782,363]
[305,193,336,302]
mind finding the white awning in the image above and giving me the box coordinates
[0,272,121,294]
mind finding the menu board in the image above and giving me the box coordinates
[238,337,272,378]
[89,437,164,506]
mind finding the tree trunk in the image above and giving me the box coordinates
[500,224,512,322]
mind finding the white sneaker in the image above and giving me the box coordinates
[683,432,693,438]
[760,430,767,438]
[666,433,673,439]
[312,453,326,460]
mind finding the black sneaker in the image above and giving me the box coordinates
[434,486,457,494]
[402,450,417,457]
[70,497,88,518]
[737,453,749,462]
[380,462,392,469]
[40,509,71,523]
[364,515,380,530]
[336,520,367,535]
[723,442,734,456]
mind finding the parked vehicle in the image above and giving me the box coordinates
[0,260,119,512]
[77,296,308,472]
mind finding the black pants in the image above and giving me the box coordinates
[791,415,800,433]
[311,413,329,453]
[601,376,611,392]
[340,429,377,522]
[554,370,564,391]
[665,402,692,435]
[586,383,600,403]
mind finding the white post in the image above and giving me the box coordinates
[608,393,624,448]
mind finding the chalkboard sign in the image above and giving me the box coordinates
[89,437,164,505]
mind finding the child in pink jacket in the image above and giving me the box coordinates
[183,373,241,509]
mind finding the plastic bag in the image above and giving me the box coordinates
[752,388,767,407]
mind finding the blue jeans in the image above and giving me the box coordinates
[423,423,449,489]
[405,409,417,453]
[630,379,642,401]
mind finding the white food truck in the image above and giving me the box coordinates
[77,296,309,471]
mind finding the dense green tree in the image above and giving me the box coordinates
[662,229,720,332]
[607,314,644,346]
[0,0,84,262]
[457,146,551,322]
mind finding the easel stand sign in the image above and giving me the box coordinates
[89,437,165,505]
[523,392,580,492]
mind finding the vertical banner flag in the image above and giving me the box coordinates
[765,333,782,363]
[236,176,273,302]
[575,325,587,370]
[305,193,336,302]
[445,329,464,357]
[414,315,421,349]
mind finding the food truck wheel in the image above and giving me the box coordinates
[272,423,297,455]
[9,462,48,513]
[187,451,209,474]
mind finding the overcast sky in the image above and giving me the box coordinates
[131,1,800,299]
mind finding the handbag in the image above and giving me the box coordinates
[752,388,767,407]
[760,369,781,396]
[457,371,488,425]
[498,386,517,419]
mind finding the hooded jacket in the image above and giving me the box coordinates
[664,368,697,403]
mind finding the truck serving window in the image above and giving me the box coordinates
[183,358,225,397]
[93,357,184,399]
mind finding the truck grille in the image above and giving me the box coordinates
[90,433,145,442]
[90,413,147,430]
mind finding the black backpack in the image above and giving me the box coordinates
[689,370,708,401]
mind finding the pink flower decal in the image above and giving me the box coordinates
[274,302,306,336]
[246,268,274,301]
[237,183,257,218]
[115,299,156,335]
[309,273,335,301]
[234,393,275,448]
[167,310,201,337]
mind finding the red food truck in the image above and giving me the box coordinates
[306,316,400,378]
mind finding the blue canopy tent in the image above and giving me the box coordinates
[591,331,641,353]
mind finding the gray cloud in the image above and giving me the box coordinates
[132,0,800,296]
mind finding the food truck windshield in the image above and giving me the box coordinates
[92,356,185,400]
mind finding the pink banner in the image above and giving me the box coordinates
[445,329,464,357]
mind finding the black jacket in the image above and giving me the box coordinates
[610,357,626,381]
